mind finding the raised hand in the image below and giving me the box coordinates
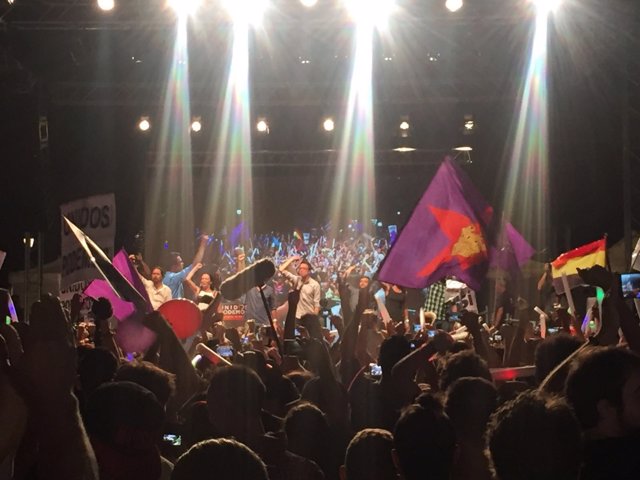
[577,265,614,292]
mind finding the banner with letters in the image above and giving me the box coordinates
[59,194,116,305]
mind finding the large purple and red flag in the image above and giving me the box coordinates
[378,158,496,291]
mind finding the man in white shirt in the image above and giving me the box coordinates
[279,256,321,319]
[140,266,172,310]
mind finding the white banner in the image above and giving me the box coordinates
[60,193,116,293]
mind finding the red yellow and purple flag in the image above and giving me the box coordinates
[378,158,533,291]
[378,158,491,290]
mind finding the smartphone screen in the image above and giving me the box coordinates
[413,324,422,333]
[215,345,234,358]
[427,329,436,338]
[621,273,640,299]
[163,434,182,446]
[369,363,382,377]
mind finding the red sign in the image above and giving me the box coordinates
[221,302,245,322]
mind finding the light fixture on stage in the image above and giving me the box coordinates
[399,121,410,131]
[344,0,395,27]
[445,0,463,12]
[300,0,318,7]
[393,131,415,152]
[453,145,473,164]
[256,118,269,134]
[323,117,335,132]
[97,0,115,11]
[463,114,475,134]
[168,0,202,17]
[138,117,151,131]
[191,117,202,133]
[223,0,269,25]
[532,0,561,14]
[236,209,242,215]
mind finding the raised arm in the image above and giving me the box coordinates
[279,255,301,273]
[13,295,99,480]
[184,262,203,296]
[191,235,208,269]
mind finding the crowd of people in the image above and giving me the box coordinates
[1,224,640,480]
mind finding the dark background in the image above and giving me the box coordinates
[1,0,639,285]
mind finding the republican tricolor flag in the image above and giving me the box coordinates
[551,238,607,295]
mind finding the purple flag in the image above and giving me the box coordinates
[377,158,494,291]
[229,221,250,247]
[489,222,535,277]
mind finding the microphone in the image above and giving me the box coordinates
[220,258,276,300]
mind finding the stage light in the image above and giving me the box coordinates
[454,146,473,152]
[344,0,395,27]
[223,0,269,25]
[300,0,317,7]
[138,117,151,131]
[323,118,335,132]
[168,0,202,17]
[396,211,401,216]
[256,119,269,133]
[532,0,561,13]
[393,147,416,153]
[445,0,463,12]
[97,0,114,11]
[463,114,475,134]
[7,0,14,4]
[399,121,410,131]
[236,209,242,215]
[191,117,202,133]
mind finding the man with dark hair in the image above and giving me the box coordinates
[163,235,208,299]
[279,255,321,319]
[438,349,493,392]
[487,390,582,480]
[565,347,640,479]
[171,438,268,480]
[141,266,172,310]
[114,361,176,407]
[84,381,172,480]
[206,365,324,480]
[393,403,456,480]
[534,333,582,384]
[445,377,497,480]
[341,428,397,480]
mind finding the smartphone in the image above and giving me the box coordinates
[294,328,301,337]
[620,273,640,299]
[494,333,502,342]
[413,324,422,333]
[163,434,182,446]
[369,363,382,377]
[215,345,234,358]
[547,327,559,335]
[427,329,436,338]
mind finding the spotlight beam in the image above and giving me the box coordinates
[502,5,551,249]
